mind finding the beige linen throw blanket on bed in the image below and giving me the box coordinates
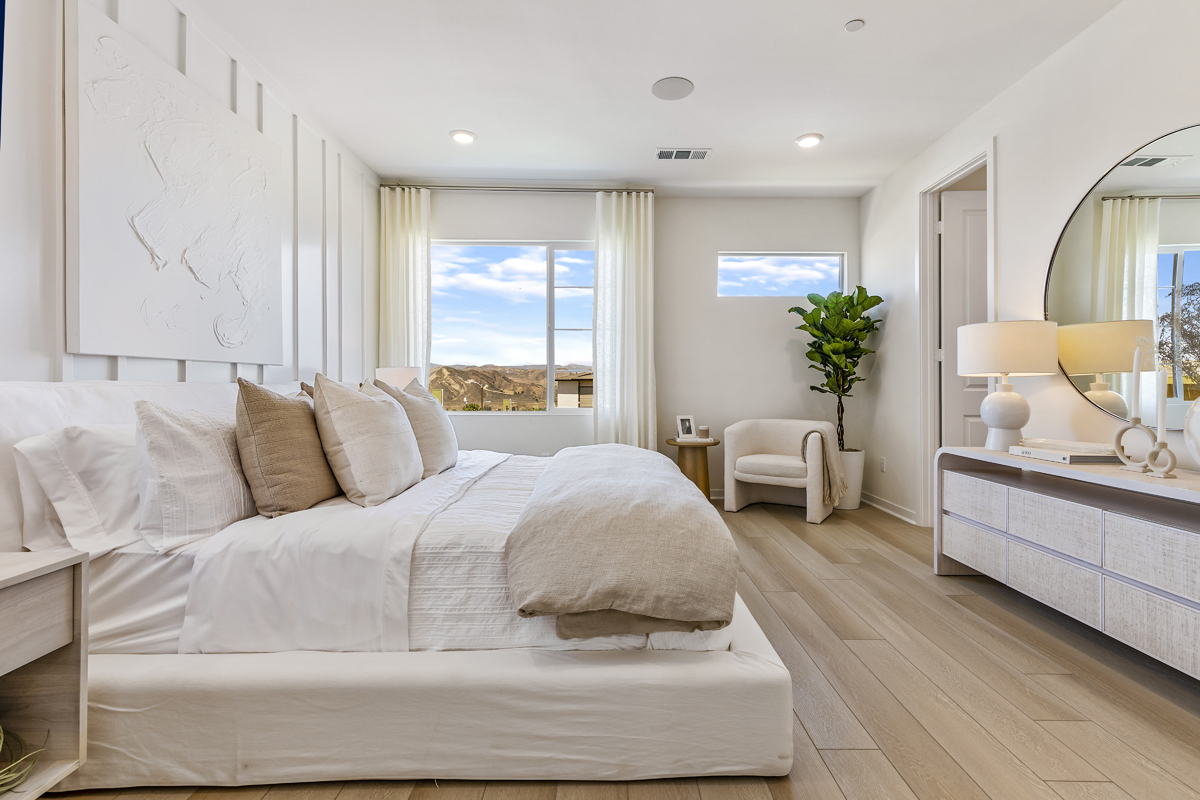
[505,444,739,639]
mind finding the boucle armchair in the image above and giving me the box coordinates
[723,419,833,524]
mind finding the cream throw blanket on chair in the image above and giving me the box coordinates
[800,422,848,507]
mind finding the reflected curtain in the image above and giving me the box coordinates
[379,187,432,383]
[1094,197,1160,413]
[594,191,656,448]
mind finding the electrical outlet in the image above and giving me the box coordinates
[879,457,886,472]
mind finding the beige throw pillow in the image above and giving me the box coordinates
[313,374,423,506]
[373,378,458,479]
[235,379,342,517]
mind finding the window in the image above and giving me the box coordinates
[430,243,594,412]
[717,252,844,297]
[1157,247,1200,401]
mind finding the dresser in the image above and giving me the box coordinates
[0,551,87,797]
[935,447,1200,681]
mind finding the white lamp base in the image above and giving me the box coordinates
[981,383,1031,452]
[1084,381,1130,418]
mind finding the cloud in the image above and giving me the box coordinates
[432,246,548,303]
[718,255,841,296]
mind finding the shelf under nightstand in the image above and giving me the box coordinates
[0,551,88,798]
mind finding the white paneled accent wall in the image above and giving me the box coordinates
[0,0,380,385]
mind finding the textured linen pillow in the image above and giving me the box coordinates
[373,378,458,479]
[313,374,423,506]
[12,425,142,556]
[135,401,257,552]
[235,379,342,517]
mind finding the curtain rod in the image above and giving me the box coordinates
[381,184,653,194]
[1101,194,1200,200]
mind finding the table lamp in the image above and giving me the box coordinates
[957,321,1059,451]
[1057,320,1153,419]
[375,366,422,389]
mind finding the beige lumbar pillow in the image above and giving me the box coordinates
[235,379,342,517]
[313,373,423,506]
[373,378,458,479]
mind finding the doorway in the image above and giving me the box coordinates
[915,144,995,526]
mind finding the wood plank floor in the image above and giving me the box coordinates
[50,504,1200,800]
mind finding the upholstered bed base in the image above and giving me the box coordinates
[58,596,793,787]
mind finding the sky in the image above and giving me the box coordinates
[431,245,594,367]
[717,253,843,298]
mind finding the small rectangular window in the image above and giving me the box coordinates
[717,252,844,298]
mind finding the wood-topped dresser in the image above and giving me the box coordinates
[935,446,1200,681]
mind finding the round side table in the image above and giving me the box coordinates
[666,438,720,498]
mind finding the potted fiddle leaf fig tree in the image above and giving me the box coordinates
[789,286,883,510]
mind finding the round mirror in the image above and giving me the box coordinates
[1045,125,1200,430]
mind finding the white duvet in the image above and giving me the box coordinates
[179,451,733,654]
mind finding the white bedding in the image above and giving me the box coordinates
[88,450,730,654]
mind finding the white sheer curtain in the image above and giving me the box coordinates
[1094,197,1160,414]
[379,187,432,383]
[594,191,656,448]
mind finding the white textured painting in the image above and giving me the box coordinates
[67,2,283,364]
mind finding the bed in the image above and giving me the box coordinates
[0,381,793,787]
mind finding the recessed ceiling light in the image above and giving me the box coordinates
[796,133,824,148]
[450,130,476,144]
[845,19,866,32]
[651,77,694,101]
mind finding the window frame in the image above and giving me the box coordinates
[430,239,596,416]
[1157,244,1199,402]
[716,251,848,298]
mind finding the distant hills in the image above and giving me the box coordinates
[428,364,592,411]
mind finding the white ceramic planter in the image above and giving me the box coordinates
[836,449,865,510]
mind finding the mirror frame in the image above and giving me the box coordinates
[1042,123,1200,428]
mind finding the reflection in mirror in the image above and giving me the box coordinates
[1046,125,1200,429]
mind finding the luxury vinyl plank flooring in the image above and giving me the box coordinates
[50,506,1200,800]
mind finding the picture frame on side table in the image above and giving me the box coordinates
[676,415,697,440]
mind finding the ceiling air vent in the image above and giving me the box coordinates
[1119,155,1190,168]
[656,148,710,160]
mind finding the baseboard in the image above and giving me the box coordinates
[861,492,917,526]
[709,490,724,502]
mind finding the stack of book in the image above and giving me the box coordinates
[1008,439,1122,465]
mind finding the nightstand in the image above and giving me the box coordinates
[666,438,721,498]
[0,551,87,798]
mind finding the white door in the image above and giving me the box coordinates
[940,190,989,448]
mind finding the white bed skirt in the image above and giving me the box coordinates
[58,596,792,787]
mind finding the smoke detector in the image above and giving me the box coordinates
[656,148,710,160]
[1119,155,1190,168]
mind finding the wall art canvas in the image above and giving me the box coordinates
[66,1,283,364]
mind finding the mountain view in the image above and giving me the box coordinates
[429,364,592,410]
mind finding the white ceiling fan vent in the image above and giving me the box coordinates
[1119,155,1190,168]
[656,148,710,161]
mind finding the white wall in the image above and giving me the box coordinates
[859,0,1200,522]
[0,0,381,385]
[655,197,861,496]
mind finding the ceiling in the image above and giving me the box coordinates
[1095,125,1200,194]
[194,0,1124,196]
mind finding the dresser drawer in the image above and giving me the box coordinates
[1104,578,1200,680]
[1007,488,1102,565]
[1104,512,1200,604]
[0,568,73,677]
[942,515,1006,581]
[1007,542,1102,628]
[943,471,1007,530]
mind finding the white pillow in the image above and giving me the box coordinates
[12,425,142,556]
[373,378,459,479]
[313,374,423,506]
[135,401,256,552]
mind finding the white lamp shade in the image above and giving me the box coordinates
[957,321,1059,377]
[375,366,422,388]
[1057,320,1154,376]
